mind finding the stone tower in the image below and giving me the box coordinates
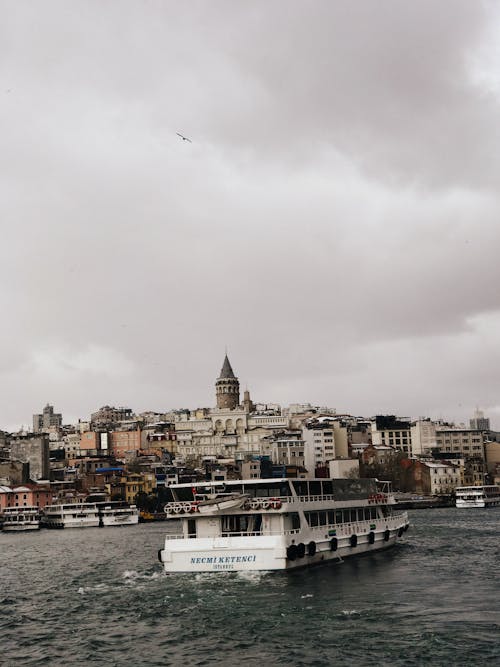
[216,354,240,410]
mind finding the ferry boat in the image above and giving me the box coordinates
[455,485,500,508]
[98,503,139,526]
[158,477,409,572]
[1,506,41,531]
[42,503,100,528]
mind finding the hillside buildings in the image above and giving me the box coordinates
[1,353,498,506]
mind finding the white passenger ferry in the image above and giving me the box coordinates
[455,485,500,508]
[1,506,41,531]
[42,503,100,528]
[158,477,409,572]
[98,503,139,526]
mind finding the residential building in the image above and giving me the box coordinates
[91,405,134,427]
[434,428,485,460]
[302,419,349,476]
[0,484,52,510]
[410,419,437,456]
[10,434,50,481]
[110,428,141,461]
[371,415,412,456]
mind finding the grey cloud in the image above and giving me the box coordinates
[1,1,500,430]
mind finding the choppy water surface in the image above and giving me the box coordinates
[1,509,499,666]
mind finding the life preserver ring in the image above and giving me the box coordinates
[173,504,183,514]
[330,537,338,552]
[384,529,390,542]
[368,531,375,544]
[261,500,271,510]
[182,503,192,513]
[250,500,260,510]
[287,544,298,561]
[307,541,317,557]
[350,534,358,548]
[297,542,306,558]
[270,498,282,510]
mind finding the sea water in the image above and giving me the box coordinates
[1,508,499,666]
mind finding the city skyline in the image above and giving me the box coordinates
[2,2,500,431]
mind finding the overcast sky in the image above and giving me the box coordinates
[2,1,500,431]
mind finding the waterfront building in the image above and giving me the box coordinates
[33,404,62,433]
[0,484,52,510]
[400,459,462,496]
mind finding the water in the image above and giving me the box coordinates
[1,509,499,666]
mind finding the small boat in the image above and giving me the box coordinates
[41,503,100,528]
[1,506,41,531]
[455,485,500,508]
[98,503,139,526]
[158,477,409,572]
[196,493,250,515]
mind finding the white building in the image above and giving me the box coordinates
[302,420,348,477]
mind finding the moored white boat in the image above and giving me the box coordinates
[1,506,41,531]
[42,503,100,528]
[98,503,139,526]
[455,485,500,508]
[158,477,409,572]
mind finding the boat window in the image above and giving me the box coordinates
[290,512,301,530]
[318,511,327,525]
[309,481,322,496]
[187,518,197,538]
[176,488,195,501]
[327,510,335,525]
[322,481,334,496]
[335,510,343,524]
[308,512,319,527]
[222,515,250,534]
[292,481,309,496]
[350,509,357,523]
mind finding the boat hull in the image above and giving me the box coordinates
[159,522,409,573]
[2,523,40,531]
[101,514,139,526]
[43,518,100,529]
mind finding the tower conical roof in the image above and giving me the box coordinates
[219,354,236,379]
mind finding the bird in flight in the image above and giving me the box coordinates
[177,132,192,142]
